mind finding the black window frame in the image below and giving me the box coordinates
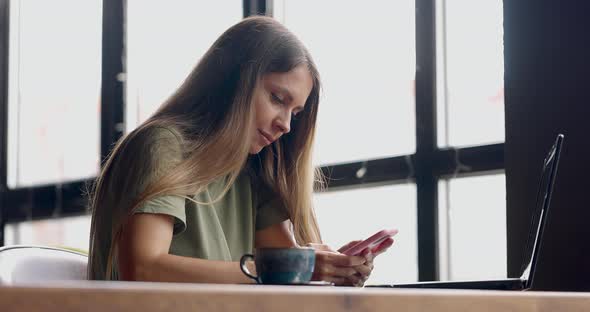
[0,0,504,282]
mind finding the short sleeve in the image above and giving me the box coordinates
[134,195,187,235]
[254,181,290,231]
[109,126,187,233]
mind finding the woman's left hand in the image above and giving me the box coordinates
[338,237,395,287]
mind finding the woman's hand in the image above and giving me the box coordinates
[306,243,366,286]
[337,237,395,287]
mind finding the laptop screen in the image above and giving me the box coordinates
[518,134,563,289]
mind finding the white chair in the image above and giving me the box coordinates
[0,245,88,285]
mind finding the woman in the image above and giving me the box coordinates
[87,16,392,286]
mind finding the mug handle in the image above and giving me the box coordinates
[239,254,259,283]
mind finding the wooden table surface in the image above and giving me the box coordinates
[1,281,589,312]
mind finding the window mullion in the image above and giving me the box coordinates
[0,0,10,247]
[415,0,439,281]
[101,0,125,162]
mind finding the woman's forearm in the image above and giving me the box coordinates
[129,253,256,284]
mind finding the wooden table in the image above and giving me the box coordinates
[1,281,589,312]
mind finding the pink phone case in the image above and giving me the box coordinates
[340,229,398,256]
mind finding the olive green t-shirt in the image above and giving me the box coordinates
[93,126,289,280]
[134,172,289,261]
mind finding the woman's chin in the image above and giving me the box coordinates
[249,145,264,155]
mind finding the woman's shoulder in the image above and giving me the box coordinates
[128,124,183,151]
[120,124,186,169]
[133,124,183,145]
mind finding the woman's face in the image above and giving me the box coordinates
[249,65,313,154]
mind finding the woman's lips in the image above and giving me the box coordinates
[259,130,273,145]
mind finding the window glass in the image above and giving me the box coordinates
[125,0,242,132]
[7,0,102,188]
[436,0,505,147]
[275,0,416,166]
[438,174,506,280]
[4,215,92,253]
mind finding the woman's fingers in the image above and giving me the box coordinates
[316,262,358,277]
[313,250,367,284]
[372,237,394,256]
[314,265,357,283]
[323,252,366,266]
[360,248,374,261]
[324,273,362,287]
[322,276,347,286]
[309,244,384,287]
[348,274,368,287]
[346,274,364,286]
[337,240,363,253]
[354,262,373,276]
[313,261,354,284]
[314,253,361,277]
[306,243,334,252]
[349,249,374,287]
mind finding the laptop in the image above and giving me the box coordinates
[368,134,564,291]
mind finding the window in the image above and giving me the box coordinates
[438,174,507,280]
[436,0,505,148]
[1,1,507,284]
[125,0,243,132]
[7,0,102,188]
[434,0,506,279]
[275,0,506,283]
[4,215,91,253]
[274,0,416,166]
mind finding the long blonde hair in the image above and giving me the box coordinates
[87,16,324,280]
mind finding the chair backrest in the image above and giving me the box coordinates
[0,245,88,285]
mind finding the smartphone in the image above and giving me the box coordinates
[340,229,398,256]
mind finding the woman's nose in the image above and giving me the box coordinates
[275,114,291,134]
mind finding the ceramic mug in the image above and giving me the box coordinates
[239,247,315,285]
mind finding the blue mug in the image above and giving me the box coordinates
[240,248,315,285]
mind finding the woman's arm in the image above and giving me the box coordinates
[118,213,254,284]
[255,220,298,248]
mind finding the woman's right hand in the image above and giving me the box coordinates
[306,243,367,286]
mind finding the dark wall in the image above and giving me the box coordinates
[505,0,590,291]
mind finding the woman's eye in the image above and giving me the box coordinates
[271,93,284,104]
